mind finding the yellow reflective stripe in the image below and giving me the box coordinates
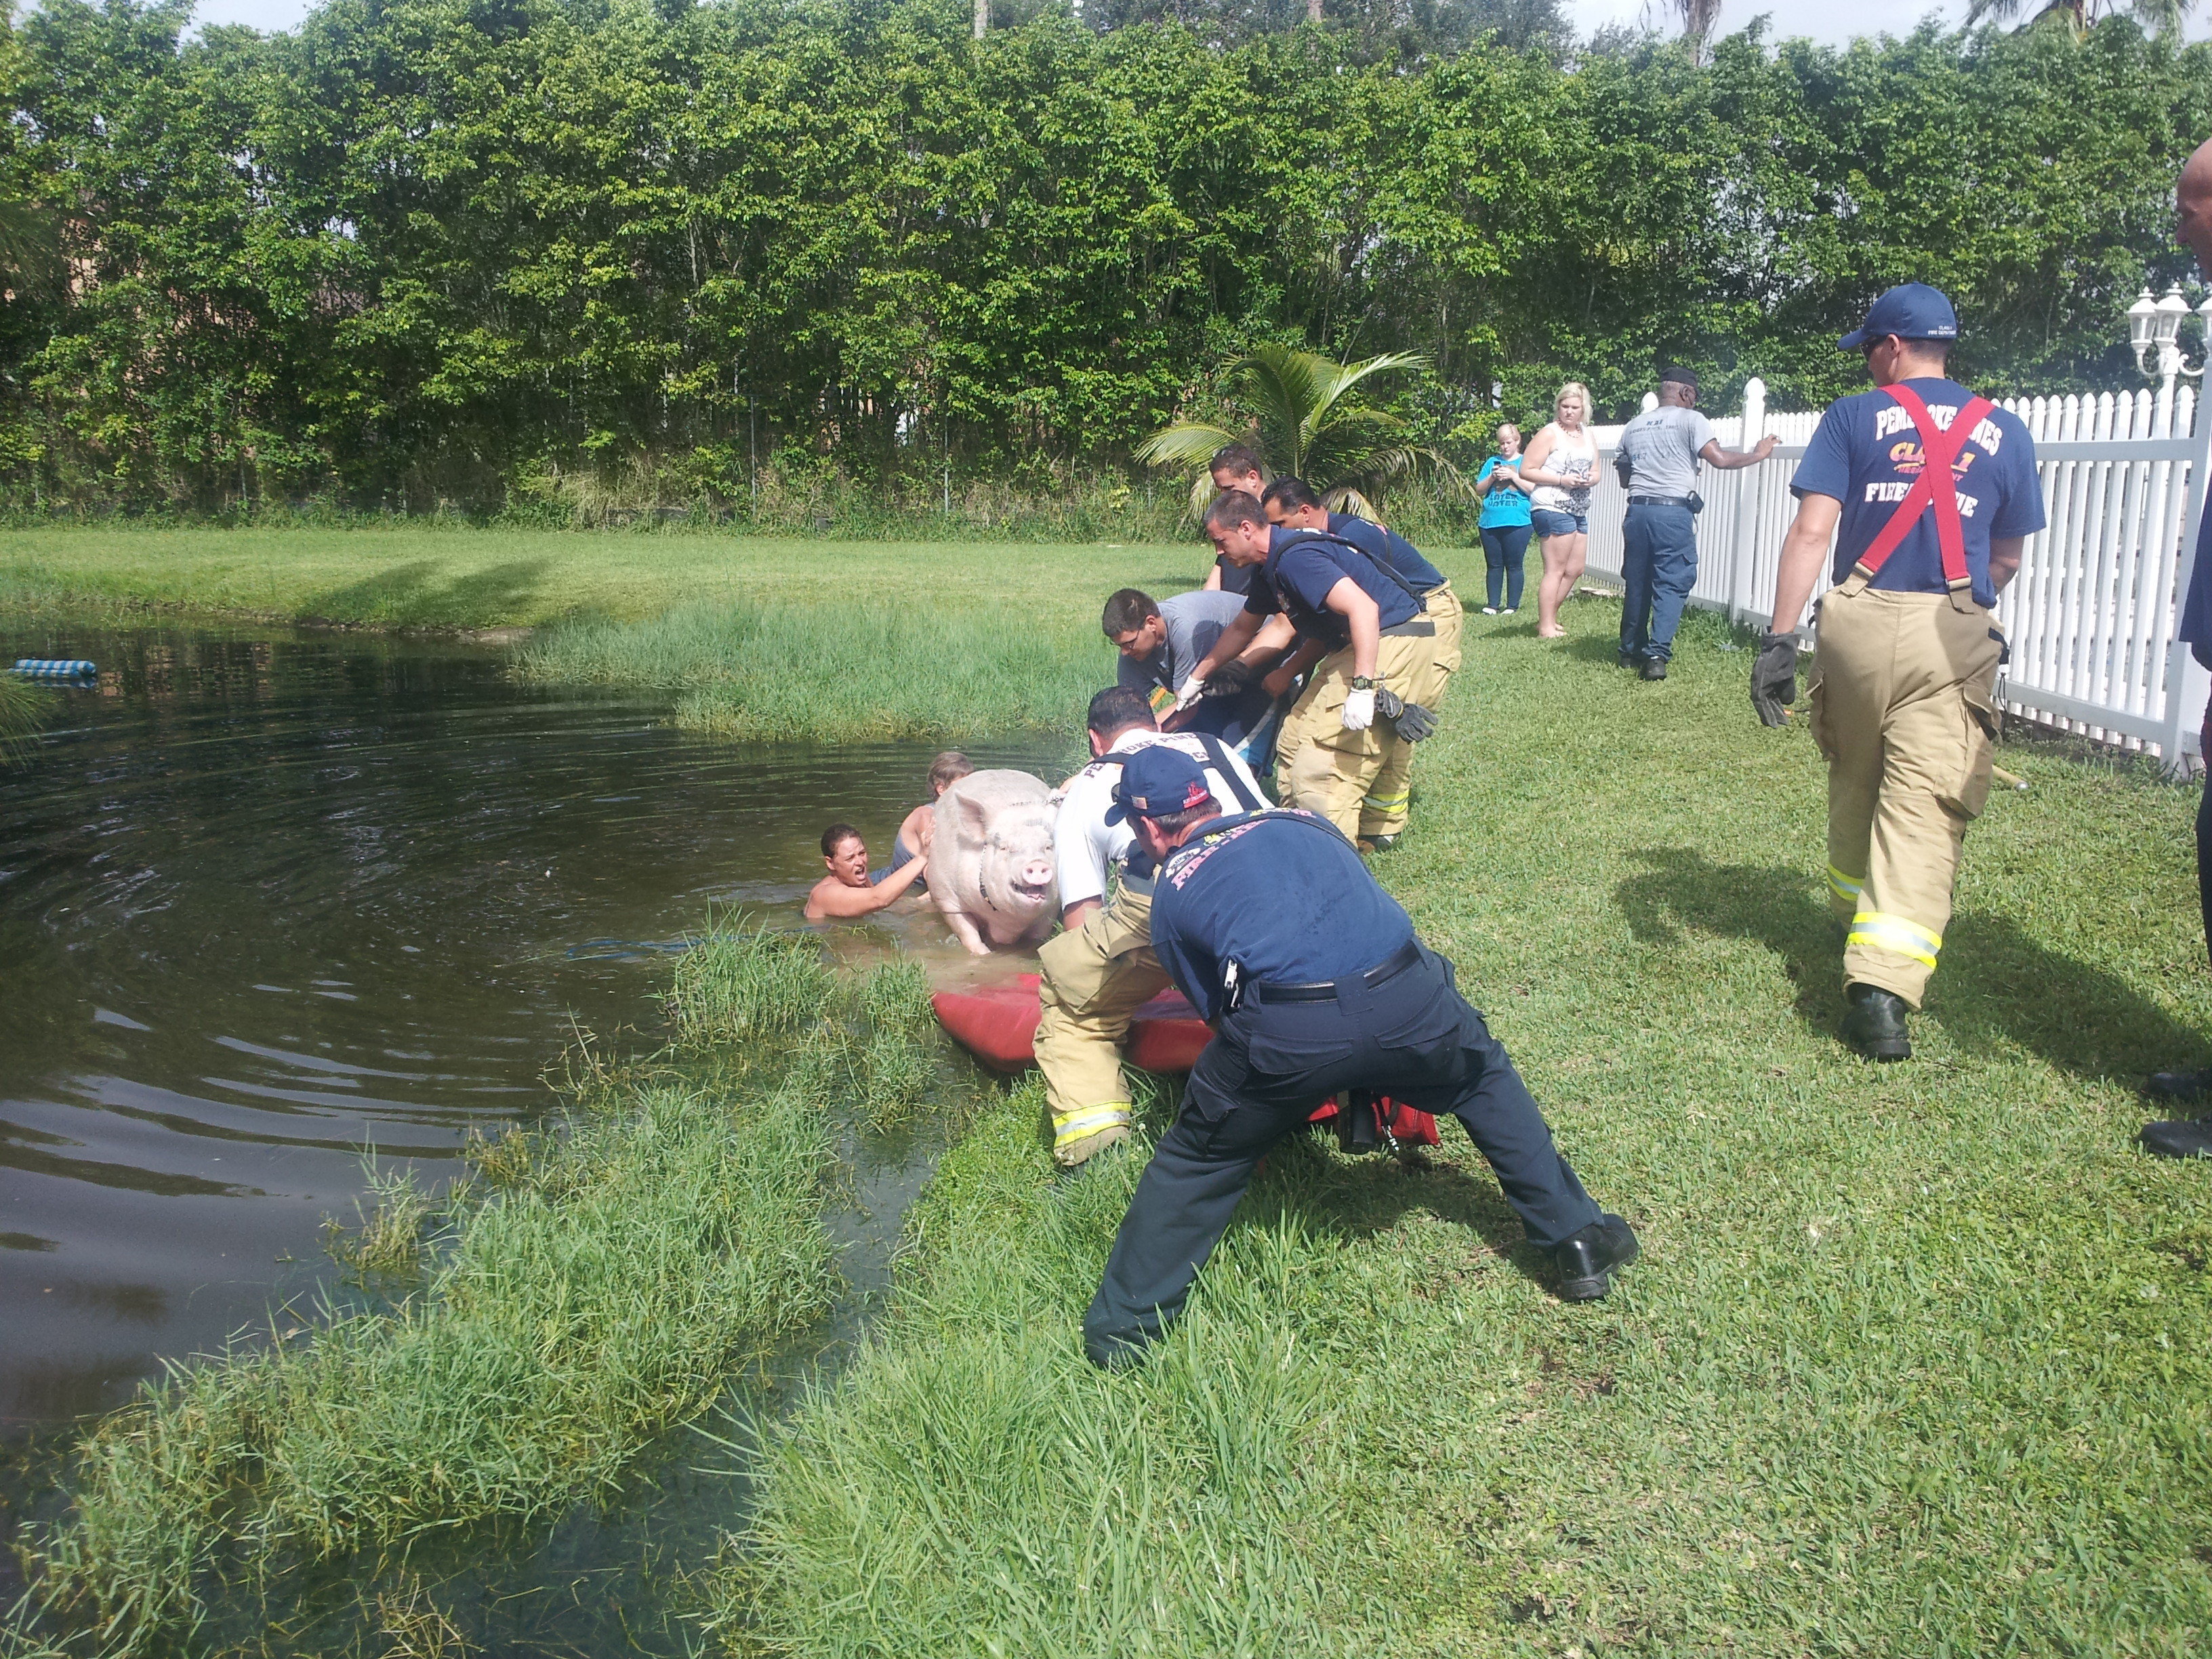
[1827,864,1864,903]
[1363,789,1412,812]
[1052,1105,1131,1148]
[1847,909,1941,969]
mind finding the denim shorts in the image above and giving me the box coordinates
[1531,508,1588,538]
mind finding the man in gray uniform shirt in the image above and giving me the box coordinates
[1614,366,1776,680]
[1103,587,1283,751]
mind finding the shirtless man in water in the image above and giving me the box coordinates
[804,823,928,921]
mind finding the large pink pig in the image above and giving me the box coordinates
[930,769,1059,954]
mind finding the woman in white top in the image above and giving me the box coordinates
[1519,382,1600,640]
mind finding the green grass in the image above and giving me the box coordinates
[716,598,2212,1657]
[13,945,951,1656]
[0,672,44,761]
[0,526,1217,634]
[668,917,839,1045]
[518,598,1113,741]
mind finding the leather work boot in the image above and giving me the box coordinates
[2139,1120,2212,1159]
[2144,1067,2212,1105]
[1056,1123,1129,1170]
[1639,657,1668,681]
[1554,1214,1639,1301]
[1841,983,1911,1062]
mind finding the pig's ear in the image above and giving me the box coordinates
[956,788,994,837]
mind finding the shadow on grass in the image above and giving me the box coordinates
[302,558,548,627]
[1617,846,2210,1079]
[1122,1080,1544,1286]
[1561,633,1624,666]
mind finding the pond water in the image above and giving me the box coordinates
[0,621,1063,1437]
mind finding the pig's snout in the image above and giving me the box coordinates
[1016,857,1054,895]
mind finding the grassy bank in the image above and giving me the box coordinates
[14,925,947,1658]
[514,599,1110,741]
[721,601,2212,1656]
[0,527,1214,634]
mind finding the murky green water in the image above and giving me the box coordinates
[0,622,1061,1650]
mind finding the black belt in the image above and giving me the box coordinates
[1626,494,1694,509]
[1380,619,1436,638]
[1250,939,1423,1004]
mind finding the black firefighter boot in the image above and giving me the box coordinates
[1840,983,1912,1063]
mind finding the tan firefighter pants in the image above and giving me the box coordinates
[1807,586,2003,1009]
[1277,623,1437,842]
[1361,581,1462,840]
[1034,884,1166,1166]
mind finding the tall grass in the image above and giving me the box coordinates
[714,1080,1393,1658]
[20,1080,840,1654]
[515,599,1102,741]
[0,672,45,762]
[669,917,837,1045]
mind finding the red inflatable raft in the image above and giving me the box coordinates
[928,978,1443,1149]
[932,973,1212,1074]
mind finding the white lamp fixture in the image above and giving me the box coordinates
[2131,283,2210,392]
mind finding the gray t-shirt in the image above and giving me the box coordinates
[1116,589,1248,714]
[1618,405,1716,498]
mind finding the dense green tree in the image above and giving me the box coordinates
[0,1,2201,512]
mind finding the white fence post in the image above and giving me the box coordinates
[1725,376,1767,626]
[2158,386,2211,774]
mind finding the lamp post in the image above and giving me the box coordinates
[2129,283,2212,399]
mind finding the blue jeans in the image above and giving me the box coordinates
[1620,503,1700,662]
[1481,523,1531,611]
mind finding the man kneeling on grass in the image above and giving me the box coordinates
[804,823,927,922]
[1081,747,1638,1370]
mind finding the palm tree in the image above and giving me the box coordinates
[1671,0,1722,60]
[1965,0,2192,33]
[1135,344,1462,520]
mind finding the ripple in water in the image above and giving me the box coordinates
[0,623,1065,1431]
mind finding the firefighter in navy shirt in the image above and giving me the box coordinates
[1261,476,1462,847]
[1172,491,1438,842]
[1081,747,1637,1368]
[1752,283,2045,1061]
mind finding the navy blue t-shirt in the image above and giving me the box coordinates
[1790,377,2045,609]
[1213,554,1255,596]
[1242,527,1422,647]
[1150,810,1419,1022]
[1326,512,1446,592]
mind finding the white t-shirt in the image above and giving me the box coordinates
[1054,730,1266,911]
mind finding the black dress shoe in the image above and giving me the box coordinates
[1840,983,1911,1061]
[2145,1067,2212,1104]
[1639,657,1667,681]
[2140,1120,2212,1159]
[1555,1214,1639,1301]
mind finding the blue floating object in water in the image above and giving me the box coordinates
[12,658,97,679]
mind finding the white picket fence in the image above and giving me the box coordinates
[1580,377,2212,761]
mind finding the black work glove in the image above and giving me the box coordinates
[1201,659,1255,699]
[1750,631,1799,728]
[1374,688,1439,742]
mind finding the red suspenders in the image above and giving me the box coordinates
[1841,382,1995,610]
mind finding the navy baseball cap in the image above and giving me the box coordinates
[1659,365,1698,389]
[1839,283,1959,351]
[1105,746,1214,825]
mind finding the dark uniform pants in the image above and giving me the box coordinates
[1620,502,1699,663]
[1082,948,1602,1364]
